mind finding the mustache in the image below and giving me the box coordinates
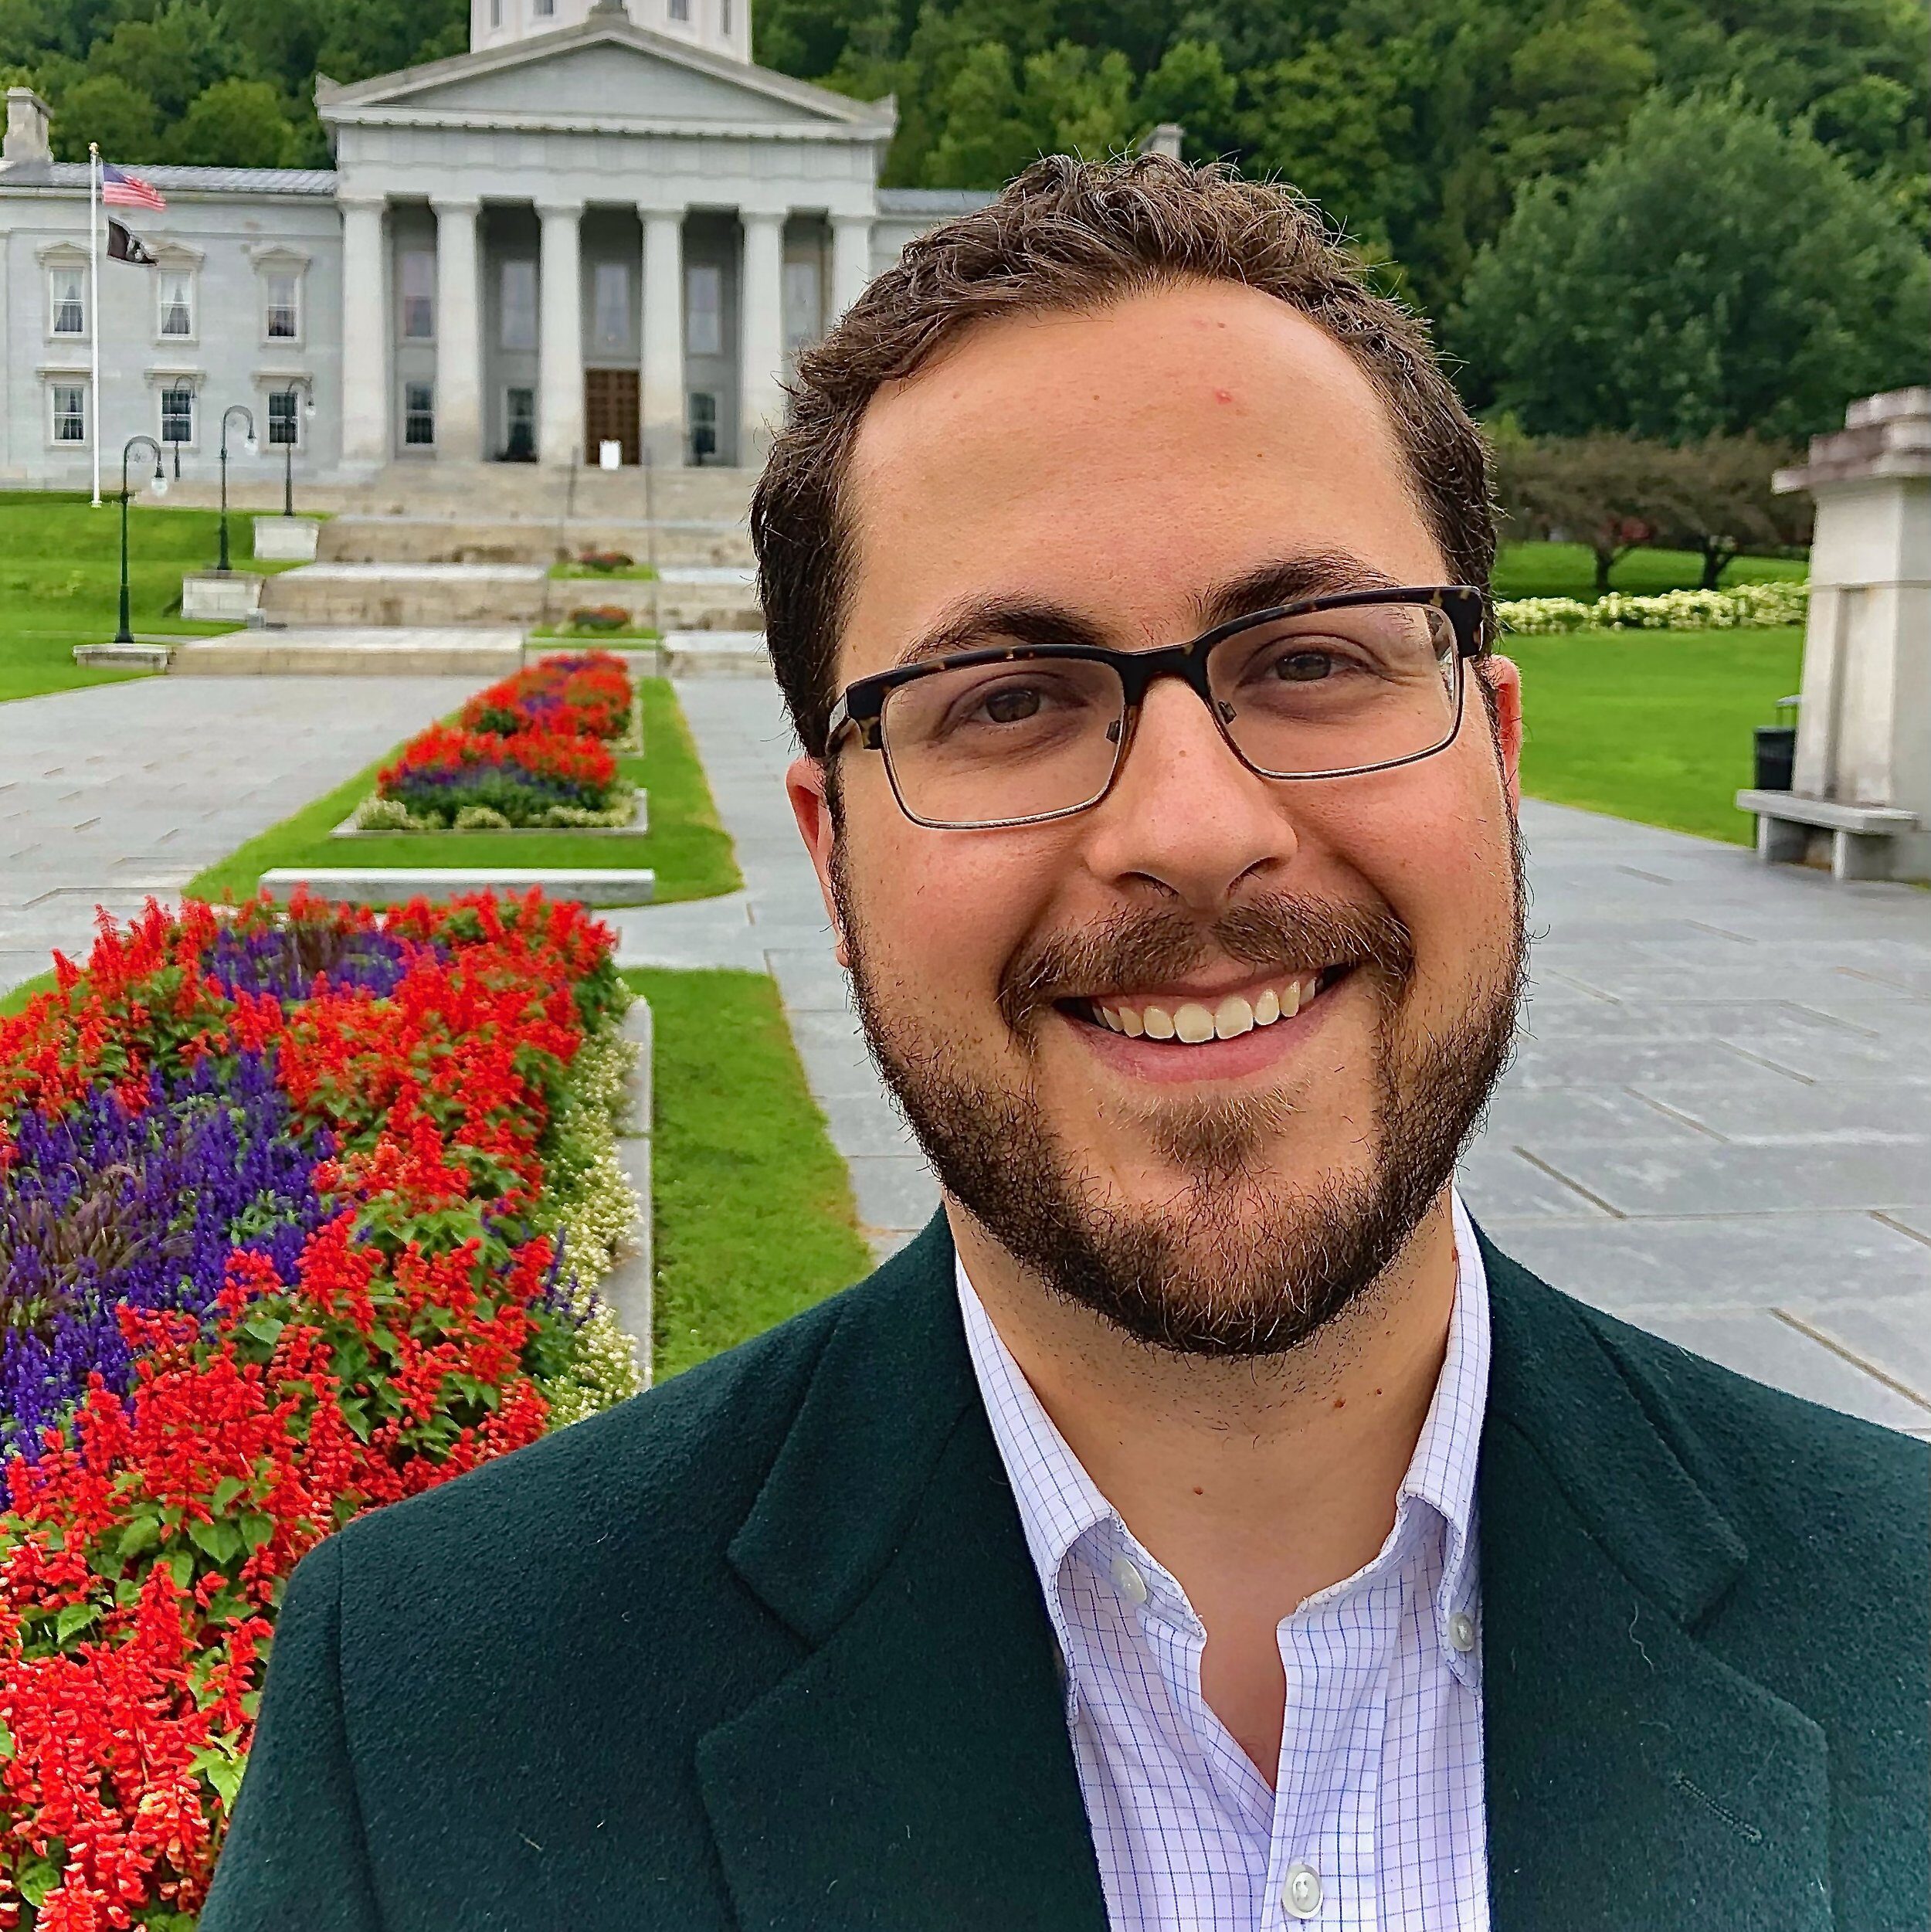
[996,894,1417,1034]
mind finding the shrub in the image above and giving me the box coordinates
[366,722,630,831]
[1496,579,1808,635]
[565,606,635,634]
[576,548,635,572]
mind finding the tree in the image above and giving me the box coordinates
[1645,434,1812,589]
[1454,88,1931,442]
[47,70,159,161]
[1492,432,1666,596]
[1136,37,1239,159]
[168,76,295,167]
[87,5,238,124]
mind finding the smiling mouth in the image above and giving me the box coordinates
[1059,966,1354,1044]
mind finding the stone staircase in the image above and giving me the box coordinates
[162,460,772,673]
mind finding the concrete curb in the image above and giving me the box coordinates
[601,997,655,1387]
[257,866,656,905]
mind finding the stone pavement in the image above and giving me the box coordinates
[611,677,1931,1437]
[0,675,478,992]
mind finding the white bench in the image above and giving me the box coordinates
[1735,789,1919,882]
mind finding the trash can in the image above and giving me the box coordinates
[1753,696,1800,792]
[599,440,623,470]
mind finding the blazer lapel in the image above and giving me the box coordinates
[1478,1234,1834,1932]
[695,1216,1108,1932]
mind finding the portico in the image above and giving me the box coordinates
[317,10,891,471]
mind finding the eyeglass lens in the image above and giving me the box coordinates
[877,601,1460,827]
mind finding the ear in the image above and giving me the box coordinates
[1483,654,1524,813]
[786,754,850,969]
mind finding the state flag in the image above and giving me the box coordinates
[101,161,166,212]
[106,219,156,266]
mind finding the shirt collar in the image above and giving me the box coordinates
[957,1190,1492,1695]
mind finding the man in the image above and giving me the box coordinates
[205,157,1926,1931]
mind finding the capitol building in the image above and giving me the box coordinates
[0,0,987,487]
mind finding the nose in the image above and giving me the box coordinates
[1077,671,1300,911]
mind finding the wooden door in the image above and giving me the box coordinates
[583,368,640,465]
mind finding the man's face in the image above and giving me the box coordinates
[789,280,1526,1356]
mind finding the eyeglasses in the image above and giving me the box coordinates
[824,585,1488,830]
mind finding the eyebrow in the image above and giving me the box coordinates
[889,549,1407,670]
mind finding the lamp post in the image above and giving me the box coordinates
[278,379,315,518]
[215,403,257,574]
[115,435,168,645]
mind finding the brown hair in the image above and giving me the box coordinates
[752,152,1496,759]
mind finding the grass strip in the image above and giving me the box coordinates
[1508,628,1805,845]
[626,966,872,1379]
[182,676,742,905]
[1492,540,1807,603]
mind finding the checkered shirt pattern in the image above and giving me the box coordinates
[957,1193,1492,1931]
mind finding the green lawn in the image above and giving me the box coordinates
[548,561,657,580]
[182,675,743,905]
[1493,541,1807,603]
[1507,628,1804,845]
[0,491,299,703]
[629,966,872,1379]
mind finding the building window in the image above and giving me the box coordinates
[535,0,554,14]
[782,258,822,354]
[689,389,717,462]
[592,261,630,352]
[668,0,690,19]
[267,389,301,447]
[505,385,535,461]
[49,267,86,337]
[686,263,721,355]
[160,385,195,446]
[50,383,87,443]
[264,271,300,341]
[501,259,538,350]
[721,0,732,32]
[158,270,194,339]
[490,0,501,22]
[400,249,435,339]
[404,382,436,446]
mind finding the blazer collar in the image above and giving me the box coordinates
[1476,1231,1832,1931]
[700,1214,1831,1932]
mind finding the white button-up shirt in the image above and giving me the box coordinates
[957,1193,1492,1931]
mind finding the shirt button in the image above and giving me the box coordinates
[1449,1611,1478,1653]
[1281,1862,1322,1918]
[1109,1554,1149,1606]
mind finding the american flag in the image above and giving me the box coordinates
[101,161,166,212]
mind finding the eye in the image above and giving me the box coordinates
[981,685,1043,725]
[1272,649,1341,683]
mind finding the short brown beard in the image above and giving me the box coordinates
[832,830,1526,1359]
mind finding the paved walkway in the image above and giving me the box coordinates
[611,677,1931,1436]
[0,676,477,991]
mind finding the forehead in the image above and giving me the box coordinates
[838,280,1440,677]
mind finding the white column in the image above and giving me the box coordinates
[640,207,685,468]
[537,199,585,468]
[339,195,389,467]
[830,213,872,324]
[738,209,787,464]
[433,197,483,463]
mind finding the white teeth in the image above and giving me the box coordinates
[1141,1005,1176,1040]
[1253,986,1281,1027]
[1101,1005,1122,1033]
[1281,980,1303,1018]
[1173,1003,1216,1044]
[1213,995,1254,1040]
[1120,1006,1145,1037]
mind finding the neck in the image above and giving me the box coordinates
[951,1190,1462,1617]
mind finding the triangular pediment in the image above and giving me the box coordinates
[319,20,890,134]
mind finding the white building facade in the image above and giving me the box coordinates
[0,1,984,487]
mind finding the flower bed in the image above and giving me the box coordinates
[459,654,634,743]
[1496,579,1808,635]
[0,891,642,1927]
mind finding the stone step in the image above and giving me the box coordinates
[263,562,558,629]
[319,514,752,569]
[168,626,525,677]
[259,866,656,908]
[653,564,762,631]
[661,630,771,677]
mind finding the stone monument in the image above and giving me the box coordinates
[1736,386,1930,882]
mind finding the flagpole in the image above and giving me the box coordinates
[89,142,101,508]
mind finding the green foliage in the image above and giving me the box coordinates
[168,76,295,167]
[1456,89,1930,440]
[45,69,155,160]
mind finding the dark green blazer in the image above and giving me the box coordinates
[203,1218,1928,1931]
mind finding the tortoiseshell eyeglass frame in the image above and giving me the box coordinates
[820,584,1492,832]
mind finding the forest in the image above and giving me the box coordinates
[2,0,1926,436]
